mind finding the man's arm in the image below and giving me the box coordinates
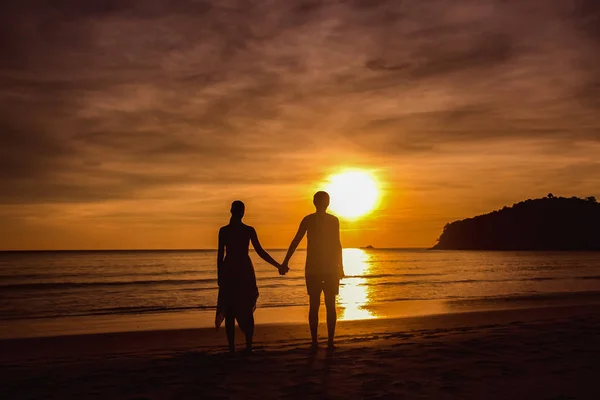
[282,218,308,268]
[217,228,225,286]
[336,218,345,279]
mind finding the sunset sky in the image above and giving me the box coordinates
[1,0,599,250]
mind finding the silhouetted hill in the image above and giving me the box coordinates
[433,195,600,250]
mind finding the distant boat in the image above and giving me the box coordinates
[360,245,375,249]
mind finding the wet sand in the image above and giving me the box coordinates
[2,304,599,399]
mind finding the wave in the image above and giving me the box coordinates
[0,278,217,291]
[76,304,216,317]
[357,276,561,287]
[0,305,217,320]
[344,273,442,279]
[2,272,597,293]
[445,290,600,304]
[6,289,600,322]
[0,269,209,281]
[0,301,308,321]
[0,275,305,292]
[381,289,600,304]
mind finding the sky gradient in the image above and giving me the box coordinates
[1,0,599,250]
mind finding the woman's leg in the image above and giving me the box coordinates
[245,313,254,351]
[238,312,255,352]
[225,315,235,353]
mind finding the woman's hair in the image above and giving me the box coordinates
[230,200,245,219]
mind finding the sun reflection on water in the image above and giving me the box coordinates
[338,248,376,321]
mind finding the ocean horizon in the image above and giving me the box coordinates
[2,248,600,339]
[0,247,428,252]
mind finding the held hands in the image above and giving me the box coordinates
[277,261,290,276]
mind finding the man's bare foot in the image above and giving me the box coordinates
[241,347,254,356]
[310,341,319,352]
[327,341,336,350]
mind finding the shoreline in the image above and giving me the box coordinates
[2,304,600,399]
[2,302,599,362]
[3,289,600,340]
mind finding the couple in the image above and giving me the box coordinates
[215,191,345,354]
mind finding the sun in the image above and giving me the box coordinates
[325,170,379,219]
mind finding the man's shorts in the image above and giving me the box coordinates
[305,274,340,297]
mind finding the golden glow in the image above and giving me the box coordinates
[338,248,376,321]
[325,170,379,219]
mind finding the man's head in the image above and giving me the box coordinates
[230,200,245,219]
[313,191,330,212]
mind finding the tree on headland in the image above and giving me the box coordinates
[433,195,600,250]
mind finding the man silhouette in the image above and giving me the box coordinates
[282,191,345,349]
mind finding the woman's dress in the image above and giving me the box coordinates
[215,224,259,331]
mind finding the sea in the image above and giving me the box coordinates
[1,249,600,339]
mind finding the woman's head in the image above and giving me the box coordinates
[230,200,245,220]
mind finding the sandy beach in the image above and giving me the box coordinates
[2,304,599,399]
[3,0,600,398]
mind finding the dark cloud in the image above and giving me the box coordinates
[366,33,513,79]
[570,0,600,43]
[1,0,599,210]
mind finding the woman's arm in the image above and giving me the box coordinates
[217,228,225,286]
[249,227,280,269]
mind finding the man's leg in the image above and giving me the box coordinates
[309,293,321,346]
[324,292,337,348]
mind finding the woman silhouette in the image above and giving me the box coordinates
[216,200,283,353]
